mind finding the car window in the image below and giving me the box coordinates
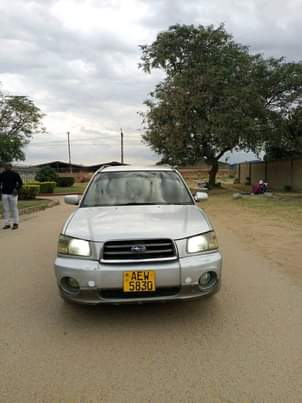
[81,171,193,207]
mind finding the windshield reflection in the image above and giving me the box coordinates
[81,171,193,207]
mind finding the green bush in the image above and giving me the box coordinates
[19,185,40,200]
[39,181,56,193]
[25,181,56,193]
[35,166,58,183]
[26,181,41,188]
[56,176,75,187]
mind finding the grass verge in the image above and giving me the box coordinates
[235,194,302,224]
[0,199,52,217]
[54,182,88,194]
[203,188,302,226]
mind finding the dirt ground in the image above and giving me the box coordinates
[202,190,302,284]
[183,170,302,282]
[0,195,302,403]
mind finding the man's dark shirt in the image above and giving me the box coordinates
[0,170,23,195]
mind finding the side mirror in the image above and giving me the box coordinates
[194,192,208,202]
[64,195,81,205]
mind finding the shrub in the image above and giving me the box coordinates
[38,181,56,193]
[26,180,41,188]
[56,176,75,187]
[78,174,90,183]
[35,166,58,183]
[19,185,40,200]
[25,181,56,193]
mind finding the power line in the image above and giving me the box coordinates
[28,132,139,147]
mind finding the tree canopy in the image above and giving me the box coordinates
[139,24,302,186]
[264,106,302,160]
[0,86,45,164]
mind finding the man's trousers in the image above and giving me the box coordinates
[1,194,19,225]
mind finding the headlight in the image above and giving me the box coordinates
[58,235,91,257]
[187,231,218,253]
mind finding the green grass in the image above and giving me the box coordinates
[205,188,302,225]
[54,182,89,194]
[236,194,302,223]
[0,199,50,216]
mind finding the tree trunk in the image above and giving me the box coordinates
[208,160,218,188]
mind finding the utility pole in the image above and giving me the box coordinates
[67,131,72,173]
[120,128,124,164]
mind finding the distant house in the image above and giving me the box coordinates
[33,160,125,173]
[14,160,126,181]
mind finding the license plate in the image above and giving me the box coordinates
[123,271,156,292]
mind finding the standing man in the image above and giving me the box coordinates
[0,163,23,230]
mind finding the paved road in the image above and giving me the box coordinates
[1,198,302,403]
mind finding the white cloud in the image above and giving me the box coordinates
[1,0,301,165]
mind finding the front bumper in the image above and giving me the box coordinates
[54,252,222,305]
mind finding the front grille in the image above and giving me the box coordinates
[99,287,180,299]
[102,239,177,262]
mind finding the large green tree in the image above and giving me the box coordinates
[264,106,302,160]
[139,24,302,186]
[0,86,45,164]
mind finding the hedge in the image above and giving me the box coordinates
[26,181,41,187]
[56,176,75,187]
[26,181,56,193]
[38,181,56,193]
[19,185,40,200]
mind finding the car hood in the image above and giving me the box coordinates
[64,205,212,242]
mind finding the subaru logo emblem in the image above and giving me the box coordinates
[131,245,147,253]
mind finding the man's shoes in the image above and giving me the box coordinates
[3,225,10,230]
[12,224,19,230]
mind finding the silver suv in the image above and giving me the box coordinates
[54,166,222,304]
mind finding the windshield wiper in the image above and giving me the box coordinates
[111,202,192,206]
[84,202,192,207]
[114,202,156,206]
[164,202,192,205]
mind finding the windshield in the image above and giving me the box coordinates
[81,171,193,207]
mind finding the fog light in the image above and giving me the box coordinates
[199,272,211,286]
[61,276,80,294]
[88,280,95,288]
[198,272,217,290]
[67,277,79,288]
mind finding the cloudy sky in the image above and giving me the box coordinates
[0,0,301,166]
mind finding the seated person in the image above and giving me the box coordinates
[252,180,268,194]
